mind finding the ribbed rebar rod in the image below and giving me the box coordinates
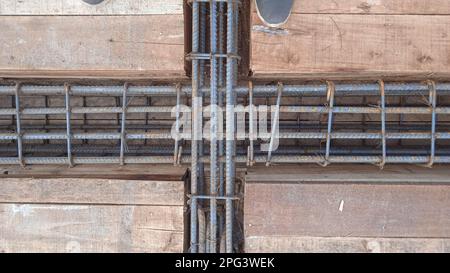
[198,207,206,253]
[190,195,240,200]
[428,80,437,167]
[209,0,219,253]
[198,0,206,199]
[266,83,283,166]
[190,0,200,254]
[1,155,450,165]
[1,131,449,141]
[248,81,255,166]
[64,84,73,167]
[379,80,387,167]
[174,84,182,165]
[2,144,450,156]
[14,83,24,167]
[119,83,129,165]
[2,105,450,116]
[225,0,237,253]
[199,2,207,88]
[324,82,336,166]
[2,83,450,97]
[217,1,226,250]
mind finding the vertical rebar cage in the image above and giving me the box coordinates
[189,0,239,253]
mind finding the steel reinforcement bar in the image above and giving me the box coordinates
[1,82,450,96]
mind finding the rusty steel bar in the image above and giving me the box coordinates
[225,0,238,253]
[428,80,437,167]
[14,83,24,167]
[379,80,387,167]
[1,155,450,165]
[190,0,201,254]
[64,84,73,167]
[2,83,450,97]
[209,0,219,253]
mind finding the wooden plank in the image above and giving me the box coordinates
[246,165,450,184]
[251,14,450,76]
[0,178,185,206]
[289,0,450,14]
[245,175,450,238]
[0,15,184,77]
[0,70,189,80]
[0,164,188,181]
[0,204,184,253]
[0,0,182,15]
[246,236,450,253]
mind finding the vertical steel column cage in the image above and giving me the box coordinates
[188,0,239,253]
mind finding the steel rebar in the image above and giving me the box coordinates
[2,83,450,97]
[190,0,200,254]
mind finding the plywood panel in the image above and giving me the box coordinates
[0,178,185,206]
[0,204,184,253]
[246,165,450,184]
[0,15,184,77]
[251,14,450,76]
[245,168,450,238]
[246,236,450,253]
[0,164,187,253]
[0,0,182,15]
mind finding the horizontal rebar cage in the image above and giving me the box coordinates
[0,81,449,166]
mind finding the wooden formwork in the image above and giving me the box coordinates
[250,0,450,79]
[244,165,450,253]
[0,164,189,253]
[0,0,186,79]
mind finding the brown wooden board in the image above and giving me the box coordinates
[251,13,450,77]
[0,178,185,206]
[244,165,450,252]
[246,165,450,184]
[0,164,188,181]
[246,236,450,253]
[0,204,184,253]
[289,0,450,15]
[0,15,185,78]
[0,164,188,253]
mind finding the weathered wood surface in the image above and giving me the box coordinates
[0,0,183,15]
[288,0,450,14]
[246,165,450,184]
[0,164,188,181]
[0,15,185,78]
[246,236,450,253]
[244,165,450,253]
[0,165,188,253]
[251,13,450,76]
[0,204,184,253]
[0,178,185,206]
